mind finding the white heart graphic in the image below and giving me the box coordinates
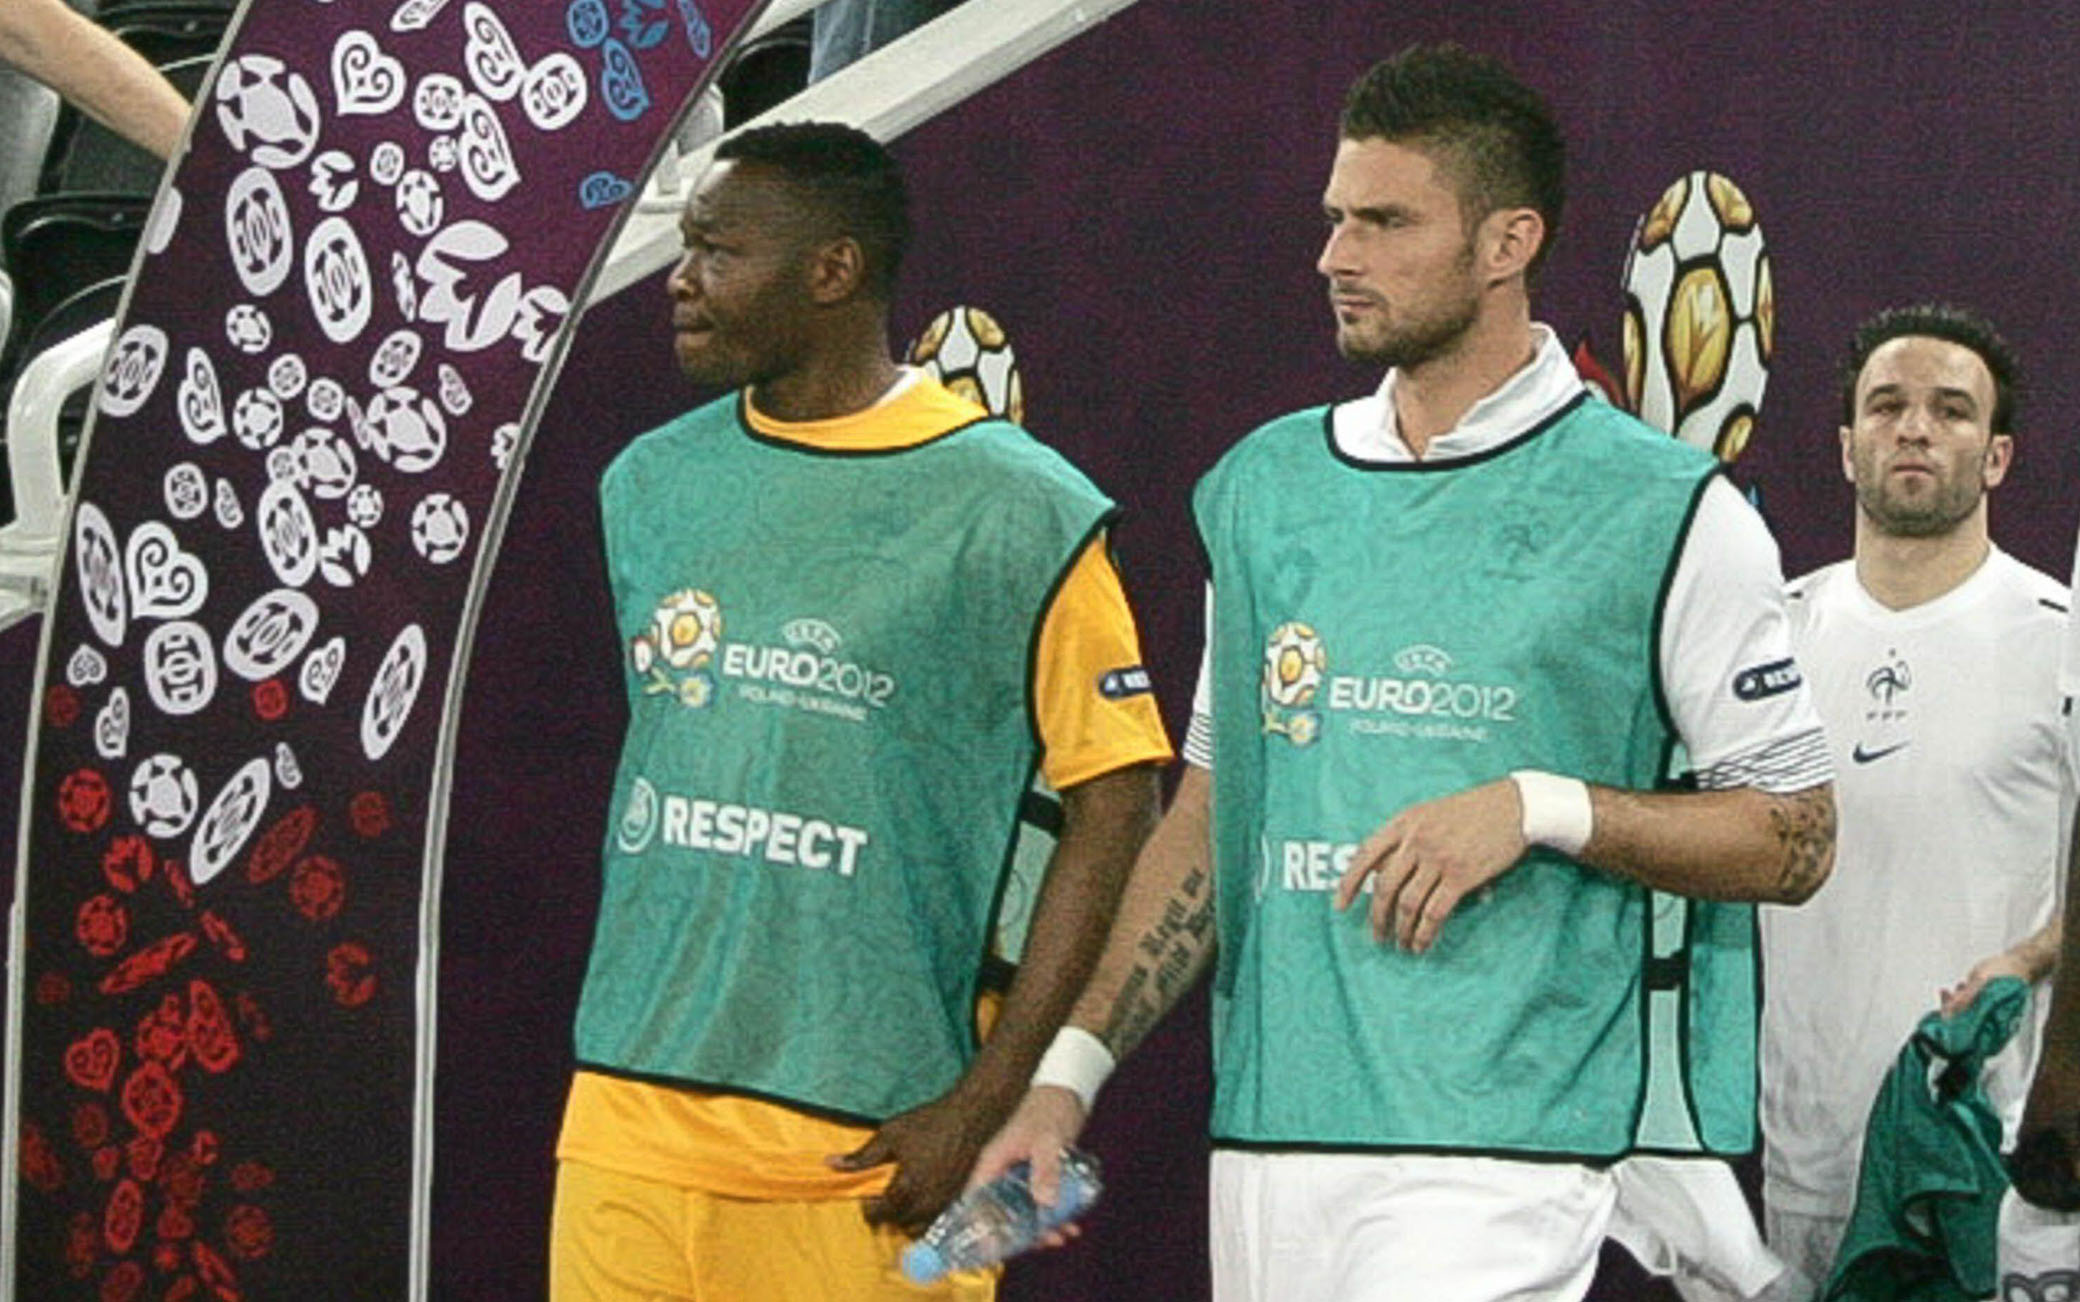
[214,479,244,529]
[125,521,208,621]
[274,741,304,790]
[175,350,225,445]
[456,93,519,202]
[94,687,130,760]
[66,645,107,688]
[461,3,524,101]
[300,636,346,704]
[332,30,406,117]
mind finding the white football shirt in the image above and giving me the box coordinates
[1761,549,2072,1215]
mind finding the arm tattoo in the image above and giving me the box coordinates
[1766,786,1835,900]
[1101,866,1214,1057]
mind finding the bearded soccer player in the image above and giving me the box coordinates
[549,122,1168,1301]
[1760,306,2072,1295]
[972,44,1836,1301]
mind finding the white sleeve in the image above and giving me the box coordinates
[1182,584,1214,771]
[1659,477,1832,793]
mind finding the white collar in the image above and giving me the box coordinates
[1331,324,1585,464]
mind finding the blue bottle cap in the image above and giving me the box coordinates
[901,1241,948,1284]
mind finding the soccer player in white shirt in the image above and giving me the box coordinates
[966,44,1836,1302]
[1760,304,2070,1294]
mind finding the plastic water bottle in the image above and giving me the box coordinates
[901,1148,1103,1283]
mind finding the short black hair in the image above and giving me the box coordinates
[1840,304,2019,434]
[1340,44,1566,274]
[715,121,909,301]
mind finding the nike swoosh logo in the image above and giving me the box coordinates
[1851,741,1910,764]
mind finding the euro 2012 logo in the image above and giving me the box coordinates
[630,588,723,708]
[1261,621,1326,746]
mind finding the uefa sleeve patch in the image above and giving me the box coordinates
[1732,658,1802,701]
[1097,666,1154,700]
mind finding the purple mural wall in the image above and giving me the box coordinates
[6,0,2079,1298]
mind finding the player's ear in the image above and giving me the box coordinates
[1982,432,2014,488]
[808,236,868,305]
[1839,425,1856,484]
[1482,206,1544,285]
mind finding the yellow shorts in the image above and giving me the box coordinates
[550,1158,999,1302]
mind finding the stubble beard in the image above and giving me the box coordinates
[1855,453,1986,539]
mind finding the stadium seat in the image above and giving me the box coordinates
[0,192,145,379]
[718,16,812,127]
[40,49,215,195]
[0,71,62,266]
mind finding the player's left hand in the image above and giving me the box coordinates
[1334,779,1528,953]
[829,1089,1004,1235]
[1939,950,2033,1018]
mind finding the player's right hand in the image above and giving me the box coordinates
[967,1085,1089,1231]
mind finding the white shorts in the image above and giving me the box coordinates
[1208,1149,1615,1302]
[1607,1157,1795,1301]
[2000,1188,2080,1294]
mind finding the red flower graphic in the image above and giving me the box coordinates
[76,894,129,958]
[91,1145,119,1182]
[189,1131,218,1168]
[64,1027,121,1093]
[233,994,271,1044]
[35,970,72,1005]
[250,678,288,722]
[125,1135,162,1183]
[21,1121,64,1192]
[119,1061,182,1140]
[98,932,197,996]
[46,684,79,728]
[103,835,155,894]
[289,856,345,922]
[157,1203,195,1242]
[187,982,239,1074]
[135,995,188,1071]
[103,1177,144,1253]
[160,1153,204,1208]
[66,1210,96,1277]
[198,911,247,963]
[325,942,377,1008]
[191,1239,239,1299]
[349,790,391,839]
[223,1204,272,1261]
[153,1242,181,1272]
[165,859,196,910]
[99,1260,143,1302]
[57,768,112,834]
[72,1102,109,1150]
[245,807,315,885]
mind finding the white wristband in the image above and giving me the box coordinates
[1511,770,1592,856]
[1031,1027,1115,1112]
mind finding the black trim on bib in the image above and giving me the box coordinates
[972,507,1124,1029]
[1319,391,1590,473]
